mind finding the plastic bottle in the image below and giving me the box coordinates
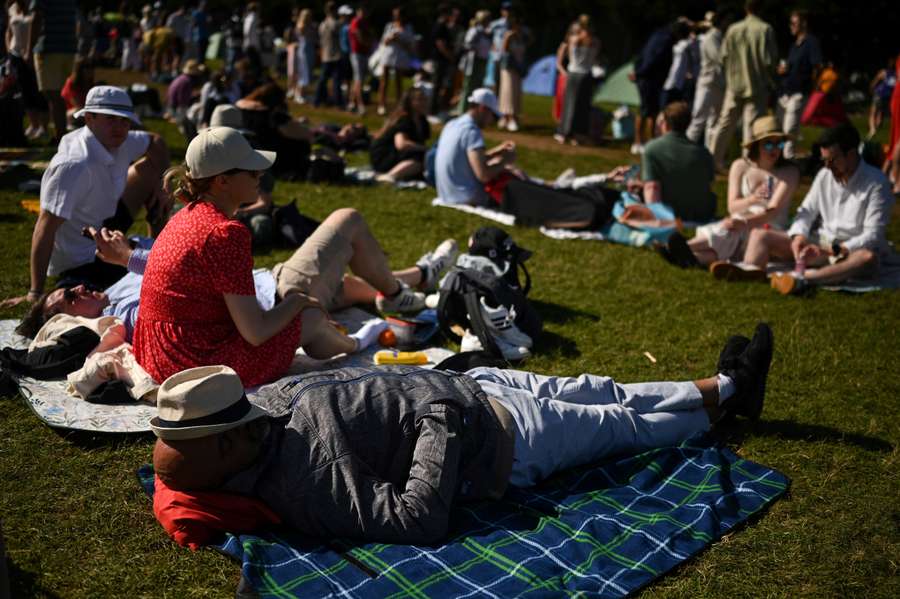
[373,350,429,365]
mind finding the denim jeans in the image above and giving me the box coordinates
[466,367,710,487]
[314,60,344,107]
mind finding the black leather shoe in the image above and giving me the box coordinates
[667,232,700,269]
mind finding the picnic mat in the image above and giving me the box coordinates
[0,310,453,433]
[137,435,789,598]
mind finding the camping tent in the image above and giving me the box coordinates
[523,55,557,96]
[593,61,640,107]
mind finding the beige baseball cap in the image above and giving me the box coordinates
[185,126,276,179]
[149,365,268,441]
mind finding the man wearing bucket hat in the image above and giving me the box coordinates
[150,321,773,544]
[1,85,170,311]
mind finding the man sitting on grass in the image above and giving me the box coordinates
[434,88,628,230]
[1,86,171,310]
[712,123,895,294]
[151,323,773,544]
[15,213,457,361]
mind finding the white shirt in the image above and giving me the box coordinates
[40,127,152,275]
[242,12,260,50]
[7,6,32,58]
[787,161,895,253]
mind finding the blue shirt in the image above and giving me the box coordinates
[435,114,486,205]
[781,34,822,95]
[339,23,350,55]
[103,243,276,341]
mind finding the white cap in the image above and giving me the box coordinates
[185,126,275,178]
[338,4,354,16]
[149,365,268,441]
[207,104,249,134]
[467,88,500,117]
[74,85,141,125]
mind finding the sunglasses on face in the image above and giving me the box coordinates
[762,140,785,152]
[223,168,263,180]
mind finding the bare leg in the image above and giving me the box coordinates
[633,114,643,146]
[687,236,719,266]
[694,376,725,422]
[337,266,423,308]
[120,159,168,236]
[385,159,422,181]
[378,72,388,111]
[297,307,357,359]
[743,228,794,269]
[44,91,67,143]
[805,249,878,284]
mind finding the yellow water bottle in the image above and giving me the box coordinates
[373,350,429,365]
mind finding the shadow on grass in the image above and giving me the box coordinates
[53,427,155,450]
[7,559,63,599]
[0,212,26,224]
[537,329,580,359]
[715,418,893,453]
[531,299,601,325]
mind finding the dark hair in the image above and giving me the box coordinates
[243,82,286,110]
[375,87,425,139]
[744,0,762,13]
[818,123,860,154]
[663,101,691,133]
[325,1,336,17]
[790,9,809,25]
[15,291,55,338]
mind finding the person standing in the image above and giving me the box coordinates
[375,6,415,116]
[7,0,50,140]
[429,4,455,118]
[554,15,599,144]
[497,12,527,132]
[708,0,778,171]
[456,10,491,114]
[242,3,260,54]
[687,11,727,148]
[347,5,371,116]
[28,0,77,144]
[191,2,209,64]
[776,10,821,159]
[484,1,510,90]
[313,2,343,108]
[629,22,674,155]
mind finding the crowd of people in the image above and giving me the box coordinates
[0,0,896,554]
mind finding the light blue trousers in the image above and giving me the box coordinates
[466,367,710,488]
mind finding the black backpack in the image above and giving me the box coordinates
[467,226,533,294]
[436,267,542,359]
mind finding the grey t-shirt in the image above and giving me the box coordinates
[436,113,487,205]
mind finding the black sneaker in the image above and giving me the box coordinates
[721,323,774,420]
[667,232,700,269]
[654,242,679,267]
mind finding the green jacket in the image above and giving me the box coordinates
[721,14,778,99]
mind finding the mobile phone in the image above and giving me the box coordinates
[81,227,96,240]
[625,164,640,182]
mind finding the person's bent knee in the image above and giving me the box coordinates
[326,207,362,229]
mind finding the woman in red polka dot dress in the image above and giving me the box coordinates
[133,127,308,387]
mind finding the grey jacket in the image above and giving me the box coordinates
[223,366,513,545]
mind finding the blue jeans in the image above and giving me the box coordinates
[466,368,710,487]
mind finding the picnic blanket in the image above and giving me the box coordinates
[763,251,900,294]
[344,166,430,190]
[138,435,789,598]
[0,310,453,433]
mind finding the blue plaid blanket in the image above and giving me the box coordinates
[138,435,788,597]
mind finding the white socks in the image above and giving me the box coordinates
[717,373,736,405]
[349,319,390,352]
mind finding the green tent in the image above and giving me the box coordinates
[593,61,640,107]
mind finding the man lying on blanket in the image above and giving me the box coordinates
[151,323,774,545]
[15,211,458,360]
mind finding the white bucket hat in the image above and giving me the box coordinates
[149,365,268,441]
[185,126,275,178]
[74,85,142,125]
[467,88,500,118]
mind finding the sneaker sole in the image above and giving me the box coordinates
[770,274,797,295]
[746,323,774,420]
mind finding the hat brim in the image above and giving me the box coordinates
[238,148,276,172]
[149,401,268,441]
[73,107,142,126]
[742,132,791,148]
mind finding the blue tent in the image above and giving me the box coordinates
[523,55,557,96]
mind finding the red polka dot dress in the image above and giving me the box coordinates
[134,201,302,387]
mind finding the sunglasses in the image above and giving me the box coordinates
[762,140,785,152]
[223,168,263,179]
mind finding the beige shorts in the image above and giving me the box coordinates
[695,221,748,262]
[272,222,354,312]
[34,53,75,92]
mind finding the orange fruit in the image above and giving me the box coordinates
[378,328,397,347]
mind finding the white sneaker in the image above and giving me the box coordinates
[506,119,519,132]
[416,239,459,291]
[493,335,531,361]
[630,143,644,155]
[479,297,533,348]
[554,167,577,188]
[460,329,484,352]
[375,281,426,314]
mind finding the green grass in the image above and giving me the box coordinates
[1,69,899,597]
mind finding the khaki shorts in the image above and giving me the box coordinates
[272,222,354,312]
[34,53,75,92]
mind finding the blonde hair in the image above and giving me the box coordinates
[472,10,490,27]
[163,165,215,204]
[297,8,312,29]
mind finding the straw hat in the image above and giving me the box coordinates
[743,115,788,148]
[149,366,268,441]
[182,59,204,77]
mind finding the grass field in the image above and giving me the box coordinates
[1,69,899,597]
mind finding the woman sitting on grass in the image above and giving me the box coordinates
[369,87,430,183]
[660,116,799,277]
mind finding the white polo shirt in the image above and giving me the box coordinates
[40,126,151,275]
[787,161,895,254]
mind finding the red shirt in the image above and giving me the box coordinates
[134,201,302,387]
[60,76,87,111]
[349,15,370,54]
